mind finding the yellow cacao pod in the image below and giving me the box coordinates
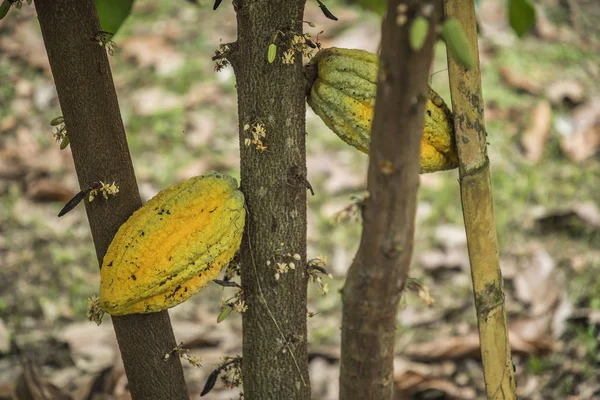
[306,47,458,173]
[100,171,245,316]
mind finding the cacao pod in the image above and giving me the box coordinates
[100,171,245,315]
[306,47,458,173]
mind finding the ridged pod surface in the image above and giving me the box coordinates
[307,47,458,173]
[100,171,246,315]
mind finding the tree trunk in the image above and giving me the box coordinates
[33,1,189,398]
[228,1,310,399]
[444,0,516,398]
[339,1,442,399]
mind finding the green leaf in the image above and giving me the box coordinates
[508,0,536,38]
[217,306,232,323]
[95,0,135,36]
[409,17,429,52]
[355,0,386,14]
[442,19,475,70]
[59,136,70,150]
[267,43,277,64]
[0,1,11,21]
[50,116,64,126]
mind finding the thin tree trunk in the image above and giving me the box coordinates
[34,1,189,398]
[227,1,310,399]
[443,1,516,398]
[339,1,442,399]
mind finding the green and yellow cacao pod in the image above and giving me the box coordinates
[100,171,245,316]
[306,47,458,173]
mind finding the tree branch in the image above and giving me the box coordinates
[340,1,442,399]
[33,1,188,398]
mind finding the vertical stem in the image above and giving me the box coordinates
[229,1,310,399]
[339,1,441,399]
[443,0,517,398]
[33,1,189,398]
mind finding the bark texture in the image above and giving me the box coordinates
[444,0,516,398]
[34,1,188,398]
[339,1,442,399]
[228,1,310,399]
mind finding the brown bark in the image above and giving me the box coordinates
[228,1,310,399]
[339,1,442,399]
[33,1,188,398]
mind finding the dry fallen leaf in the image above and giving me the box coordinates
[14,362,71,400]
[513,246,560,316]
[536,202,600,233]
[401,325,555,362]
[121,35,184,76]
[521,100,552,162]
[545,80,586,107]
[27,179,74,203]
[499,66,540,95]
[130,87,183,116]
[394,357,476,399]
[558,97,600,162]
[535,8,559,40]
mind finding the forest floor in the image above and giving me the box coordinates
[0,0,599,399]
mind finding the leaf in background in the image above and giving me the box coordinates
[409,17,429,52]
[95,0,135,36]
[344,0,386,14]
[508,0,536,37]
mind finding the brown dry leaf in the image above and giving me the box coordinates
[184,83,231,109]
[559,97,600,162]
[536,202,600,233]
[499,66,540,95]
[476,0,510,39]
[0,383,14,400]
[307,153,366,194]
[59,323,118,374]
[401,323,555,362]
[521,100,552,162]
[509,316,555,352]
[401,333,481,361]
[0,148,27,180]
[14,363,71,400]
[0,13,51,73]
[535,8,559,40]
[434,224,467,249]
[184,113,216,149]
[130,87,182,116]
[545,80,586,107]
[511,246,573,337]
[121,35,184,76]
[397,378,477,400]
[419,248,470,271]
[513,246,560,315]
[27,179,74,203]
[394,358,475,399]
